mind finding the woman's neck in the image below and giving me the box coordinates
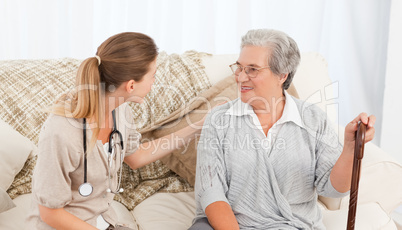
[252,93,286,125]
[89,92,127,130]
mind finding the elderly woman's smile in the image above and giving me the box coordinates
[240,85,254,93]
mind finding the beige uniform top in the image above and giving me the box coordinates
[26,103,141,229]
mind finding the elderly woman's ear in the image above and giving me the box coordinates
[279,73,288,85]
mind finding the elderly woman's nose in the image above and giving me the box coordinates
[237,71,249,82]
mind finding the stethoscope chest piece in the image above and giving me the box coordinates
[79,182,93,197]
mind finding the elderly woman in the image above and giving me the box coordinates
[190,29,376,230]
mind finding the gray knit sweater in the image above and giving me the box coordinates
[194,97,349,230]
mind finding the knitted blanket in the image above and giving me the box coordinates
[1,50,212,210]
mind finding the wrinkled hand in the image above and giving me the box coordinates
[344,112,376,150]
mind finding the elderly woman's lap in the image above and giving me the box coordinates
[188,217,214,230]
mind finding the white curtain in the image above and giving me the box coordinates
[0,0,391,149]
[381,0,402,164]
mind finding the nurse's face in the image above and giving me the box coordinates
[134,59,157,98]
[126,59,157,103]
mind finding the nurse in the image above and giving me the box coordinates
[26,32,205,230]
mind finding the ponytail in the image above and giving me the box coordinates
[72,57,103,151]
[47,57,104,152]
[73,57,102,119]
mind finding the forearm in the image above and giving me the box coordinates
[331,113,376,193]
[125,120,203,169]
[39,205,97,230]
[329,144,354,193]
[205,201,239,230]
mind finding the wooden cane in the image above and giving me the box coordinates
[346,122,367,230]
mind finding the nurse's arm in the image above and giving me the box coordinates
[124,119,204,170]
[38,204,98,230]
[205,201,239,230]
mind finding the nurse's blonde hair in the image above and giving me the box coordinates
[47,32,158,151]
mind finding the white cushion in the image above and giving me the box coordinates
[132,192,196,230]
[202,54,236,85]
[0,193,31,230]
[321,202,397,230]
[111,200,138,230]
[0,119,37,190]
[292,52,337,123]
[0,187,15,213]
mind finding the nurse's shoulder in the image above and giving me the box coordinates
[39,113,83,146]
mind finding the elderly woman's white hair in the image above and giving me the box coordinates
[241,29,300,90]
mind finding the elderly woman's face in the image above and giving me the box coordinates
[236,45,284,108]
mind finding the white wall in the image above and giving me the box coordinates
[381,0,402,164]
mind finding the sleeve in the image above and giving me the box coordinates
[119,103,141,157]
[314,111,350,198]
[194,110,230,213]
[32,115,80,209]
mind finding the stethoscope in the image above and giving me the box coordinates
[79,110,125,197]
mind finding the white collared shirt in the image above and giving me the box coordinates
[225,91,304,149]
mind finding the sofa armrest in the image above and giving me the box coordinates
[319,125,402,215]
[339,141,402,214]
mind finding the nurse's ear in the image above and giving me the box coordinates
[123,79,144,104]
[125,79,136,93]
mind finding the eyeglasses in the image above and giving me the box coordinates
[229,63,270,78]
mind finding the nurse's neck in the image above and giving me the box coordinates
[89,82,143,130]
[88,87,127,130]
[103,93,125,129]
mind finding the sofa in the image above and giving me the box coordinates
[0,52,402,230]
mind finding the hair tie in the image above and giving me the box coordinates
[95,55,101,66]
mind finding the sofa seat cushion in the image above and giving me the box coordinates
[111,200,138,230]
[0,194,32,230]
[0,187,16,213]
[321,202,397,230]
[0,193,139,230]
[132,192,196,230]
[132,191,398,230]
